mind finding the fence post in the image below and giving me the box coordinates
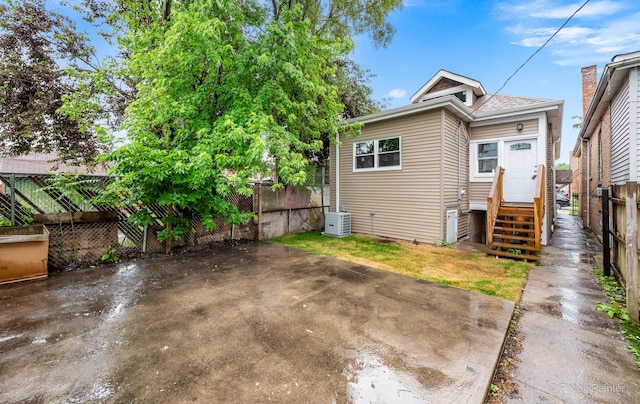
[142,225,148,253]
[602,188,611,276]
[626,181,639,322]
[165,204,173,254]
[10,174,16,225]
[257,183,263,241]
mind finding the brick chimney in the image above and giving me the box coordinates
[581,65,598,118]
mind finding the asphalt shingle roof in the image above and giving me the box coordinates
[472,93,557,114]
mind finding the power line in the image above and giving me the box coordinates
[472,0,592,114]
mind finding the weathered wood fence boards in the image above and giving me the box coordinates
[609,183,639,321]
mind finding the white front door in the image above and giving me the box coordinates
[503,139,538,202]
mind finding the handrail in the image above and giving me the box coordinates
[487,167,504,245]
[533,165,545,250]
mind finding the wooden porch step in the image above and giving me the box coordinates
[493,233,535,242]
[489,241,541,252]
[494,226,535,233]
[487,248,540,261]
[495,219,535,225]
[497,209,534,217]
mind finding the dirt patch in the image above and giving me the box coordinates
[374,238,395,244]
[487,306,525,403]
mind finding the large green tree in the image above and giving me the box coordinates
[67,0,399,144]
[101,1,360,239]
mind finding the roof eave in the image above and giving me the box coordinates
[470,100,563,124]
[580,55,640,139]
[347,96,475,125]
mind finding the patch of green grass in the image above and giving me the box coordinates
[268,231,533,301]
[594,268,640,369]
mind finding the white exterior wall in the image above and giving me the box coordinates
[611,76,630,184]
[632,68,640,182]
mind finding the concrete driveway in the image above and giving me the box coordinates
[0,242,513,403]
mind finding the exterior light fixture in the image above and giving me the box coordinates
[516,123,524,131]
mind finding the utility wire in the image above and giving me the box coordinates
[471,0,592,114]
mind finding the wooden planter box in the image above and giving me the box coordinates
[0,225,49,285]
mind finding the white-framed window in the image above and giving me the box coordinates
[354,136,401,171]
[470,140,500,181]
[477,142,498,174]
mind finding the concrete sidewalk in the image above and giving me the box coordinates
[506,211,640,403]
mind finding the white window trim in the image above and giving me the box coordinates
[470,134,542,182]
[473,141,499,180]
[353,136,402,172]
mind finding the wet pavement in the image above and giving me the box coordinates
[0,242,514,403]
[506,211,640,403]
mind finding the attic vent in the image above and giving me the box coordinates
[453,91,466,103]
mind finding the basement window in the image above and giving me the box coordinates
[354,137,401,171]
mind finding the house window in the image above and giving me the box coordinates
[477,142,498,174]
[355,141,374,169]
[354,137,401,171]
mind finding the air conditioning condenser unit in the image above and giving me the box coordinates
[323,212,352,237]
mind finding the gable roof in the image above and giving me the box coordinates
[410,69,486,104]
[349,89,563,133]
[348,70,564,157]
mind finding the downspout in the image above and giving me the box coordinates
[584,138,590,227]
[336,133,340,212]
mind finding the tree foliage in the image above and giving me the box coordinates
[0,0,110,165]
[99,1,360,239]
[6,0,400,240]
[266,0,403,48]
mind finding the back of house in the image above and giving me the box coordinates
[330,70,563,251]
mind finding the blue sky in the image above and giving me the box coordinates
[351,0,640,164]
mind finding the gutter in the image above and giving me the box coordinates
[471,101,562,123]
[347,96,474,125]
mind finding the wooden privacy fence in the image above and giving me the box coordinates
[0,174,325,270]
[603,182,639,322]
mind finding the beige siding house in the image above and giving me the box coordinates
[330,70,563,247]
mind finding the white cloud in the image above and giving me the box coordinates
[387,89,407,98]
[496,0,628,20]
[497,0,640,66]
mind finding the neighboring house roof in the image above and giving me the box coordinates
[580,50,640,140]
[556,170,573,185]
[0,153,109,175]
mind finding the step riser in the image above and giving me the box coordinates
[487,250,540,261]
[489,242,541,252]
